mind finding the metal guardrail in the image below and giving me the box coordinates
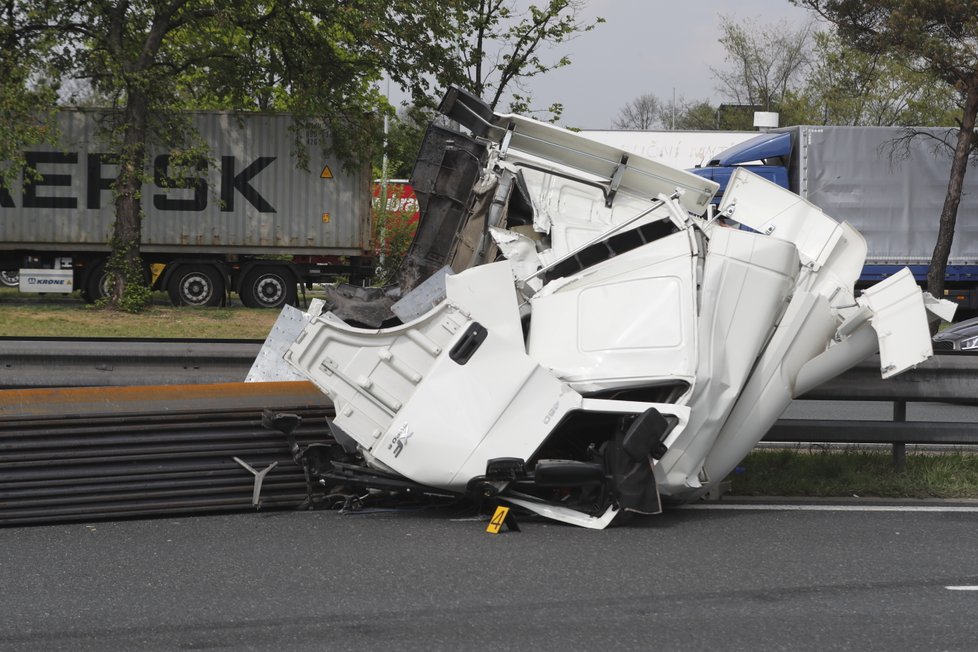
[0,338,260,389]
[1,338,976,465]
[796,353,978,404]
[766,353,978,468]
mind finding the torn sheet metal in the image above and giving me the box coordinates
[245,301,324,382]
[253,87,944,528]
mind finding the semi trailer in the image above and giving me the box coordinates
[0,109,373,307]
[584,129,757,169]
[690,125,978,311]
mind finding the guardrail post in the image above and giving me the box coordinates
[893,401,907,471]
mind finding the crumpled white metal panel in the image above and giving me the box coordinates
[801,221,867,303]
[695,289,841,494]
[284,262,584,490]
[517,166,676,258]
[489,226,541,283]
[285,304,462,449]
[489,112,721,215]
[857,268,933,378]
[654,226,800,494]
[720,167,844,271]
[245,301,321,383]
[655,170,932,499]
[526,230,698,393]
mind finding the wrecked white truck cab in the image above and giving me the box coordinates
[260,88,949,529]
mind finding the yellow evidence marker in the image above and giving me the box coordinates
[486,505,511,534]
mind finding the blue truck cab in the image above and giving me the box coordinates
[688,131,791,197]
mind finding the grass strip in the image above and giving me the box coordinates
[0,290,279,339]
[727,448,978,499]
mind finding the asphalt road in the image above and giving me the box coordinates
[2,503,978,651]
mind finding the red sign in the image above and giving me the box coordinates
[372,180,419,259]
[372,181,419,224]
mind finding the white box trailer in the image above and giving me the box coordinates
[583,129,758,169]
[0,109,373,307]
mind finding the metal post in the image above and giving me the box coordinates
[893,401,907,471]
[672,87,676,130]
[377,75,391,272]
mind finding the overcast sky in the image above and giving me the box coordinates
[514,0,817,129]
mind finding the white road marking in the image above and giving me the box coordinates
[946,586,978,591]
[681,504,978,513]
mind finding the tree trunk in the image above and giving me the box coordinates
[107,91,149,307]
[927,79,978,305]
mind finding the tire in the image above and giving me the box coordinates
[82,261,154,303]
[0,271,18,288]
[239,266,297,309]
[167,264,225,307]
[81,263,113,303]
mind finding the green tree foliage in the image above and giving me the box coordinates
[671,100,722,131]
[0,4,60,188]
[375,1,604,184]
[796,0,978,300]
[0,75,58,190]
[456,0,603,120]
[615,15,957,135]
[375,105,436,181]
[790,30,958,126]
[2,0,469,310]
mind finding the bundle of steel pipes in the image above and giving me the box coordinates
[0,382,334,526]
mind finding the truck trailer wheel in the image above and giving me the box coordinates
[81,264,113,303]
[82,262,151,303]
[0,270,18,288]
[167,264,225,307]
[239,266,297,308]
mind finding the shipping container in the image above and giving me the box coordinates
[0,109,373,307]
